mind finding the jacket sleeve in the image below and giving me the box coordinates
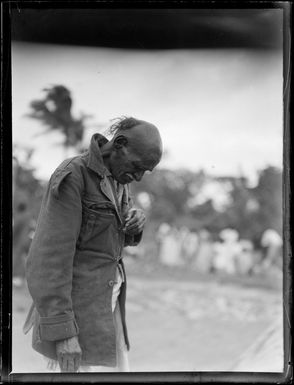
[123,186,143,247]
[26,167,83,342]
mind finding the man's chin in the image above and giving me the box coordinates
[113,175,130,185]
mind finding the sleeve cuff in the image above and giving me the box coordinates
[39,314,79,341]
[124,231,143,246]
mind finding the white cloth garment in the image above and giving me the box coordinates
[112,266,123,312]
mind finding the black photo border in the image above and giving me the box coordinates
[1,1,292,383]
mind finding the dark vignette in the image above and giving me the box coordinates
[1,0,292,383]
[1,0,13,382]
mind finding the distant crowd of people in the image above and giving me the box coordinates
[13,213,283,287]
[156,224,283,276]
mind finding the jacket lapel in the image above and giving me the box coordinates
[100,177,123,224]
[121,185,130,217]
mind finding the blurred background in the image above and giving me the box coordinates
[11,8,284,373]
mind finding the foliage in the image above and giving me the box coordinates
[131,166,283,244]
[249,167,283,243]
[13,150,45,277]
[12,144,282,276]
[27,85,90,150]
[13,86,282,277]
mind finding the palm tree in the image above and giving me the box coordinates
[27,85,90,156]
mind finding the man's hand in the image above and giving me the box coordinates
[56,336,82,372]
[123,208,146,235]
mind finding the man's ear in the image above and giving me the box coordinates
[114,135,128,149]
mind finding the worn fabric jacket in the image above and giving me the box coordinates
[24,134,142,367]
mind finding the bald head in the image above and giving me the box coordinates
[114,120,163,164]
[103,117,163,184]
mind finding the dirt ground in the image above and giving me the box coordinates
[11,261,284,373]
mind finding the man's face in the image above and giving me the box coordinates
[109,128,161,184]
[110,143,160,184]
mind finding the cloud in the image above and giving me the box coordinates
[12,43,283,183]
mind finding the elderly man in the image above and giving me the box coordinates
[23,117,163,372]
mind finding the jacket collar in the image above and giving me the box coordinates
[86,133,126,224]
[86,133,111,177]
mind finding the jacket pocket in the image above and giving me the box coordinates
[77,200,116,248]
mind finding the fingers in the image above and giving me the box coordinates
[125,209,144,226]
[125,222,145,234]
[67,357,75,372]
[57,353,66,372]
[126,217,145,232]
[124,210,146,234]
[56,336,82,372]
[58,353,81,372]
[126,214,141,227]
[74,354,82,373]
[123,209,135,230]
[124,209,136,223]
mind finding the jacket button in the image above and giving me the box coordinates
[108,280,114,287]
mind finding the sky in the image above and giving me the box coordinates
[12,42,283,186]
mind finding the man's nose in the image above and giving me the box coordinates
[134,171,145,181]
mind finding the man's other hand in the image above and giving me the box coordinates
[56,335,82,372]
[123,208,146,235]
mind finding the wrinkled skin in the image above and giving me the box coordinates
[102,121,163,185]
[123,208,146,234]
[56,336,82,372]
